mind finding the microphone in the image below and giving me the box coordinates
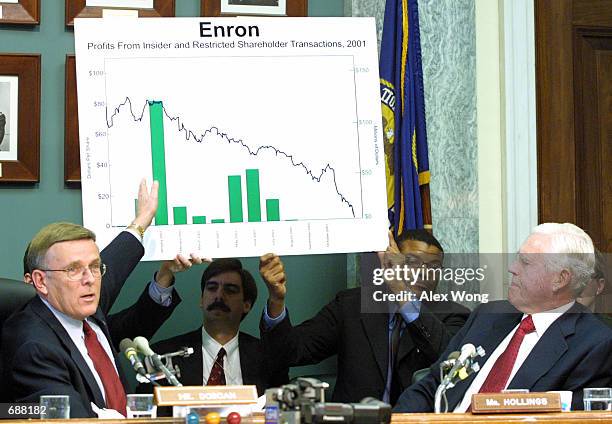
[133,336,155,357]
[120,338,147,377]
[435,344,485,413]
[440,344,476,389]
[456,344,476,367]
[440,351,460,371]
[133,336,182,386]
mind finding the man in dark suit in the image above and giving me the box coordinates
[1,180,177,417]
[259,230,470,405]
[395,223,612,412]
[21,230,182,349]
[145,257,287,395]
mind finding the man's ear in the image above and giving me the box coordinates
[31,270,48,295]
[554,269,572,292]
[243,300,252,315]
[595,278,606,296]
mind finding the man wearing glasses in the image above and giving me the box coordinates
[259,229,470,406]
[1,181,167,418]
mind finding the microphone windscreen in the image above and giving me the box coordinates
[447,351,461,360]
[119,338,134,353]
[133,336,155,356]
[461,343,476,356]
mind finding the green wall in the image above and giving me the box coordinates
[0,0,345,384]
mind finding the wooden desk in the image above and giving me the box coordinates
[392,411,612,423]
[1,411,610,423]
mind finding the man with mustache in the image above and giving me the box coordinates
[144,258,288,394]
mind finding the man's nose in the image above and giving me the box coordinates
[213,285,225,297]
[82,268,96,285]
[508,260,519,275]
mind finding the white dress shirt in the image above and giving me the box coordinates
[201,327,243,386]
[454,301,575,412]
[40,297,118,403]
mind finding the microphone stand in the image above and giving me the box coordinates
[141,347,194,385]
[434,346,485,413]
[150,354,182,386]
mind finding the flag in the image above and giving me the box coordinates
[379,0,431,236]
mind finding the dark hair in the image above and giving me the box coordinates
[23,242,31,275]
[200,258,257,320]
[396,229,444,253]
[592,250,606,281]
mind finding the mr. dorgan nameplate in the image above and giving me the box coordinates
[154,385,258,406]
[471,392,561,414]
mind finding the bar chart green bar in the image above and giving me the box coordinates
[246,169,261,222]
[173,207,187,225]
[192,216,207,224]
[211,219,225,224]
[266,199,280,221]
[149,101,168,225]
[228,175,243,223]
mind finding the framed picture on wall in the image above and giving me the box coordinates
[0,54,40,183]
[64,55,80,186]
[0,0,39,25]
[201,0,307,16]
[65,0,175,26]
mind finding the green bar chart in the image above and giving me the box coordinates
[143,151,285,227]
[147,102,288,227]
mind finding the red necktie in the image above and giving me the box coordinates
[478,315,536,393]
[207,347,227,386]
[82,321,127,416]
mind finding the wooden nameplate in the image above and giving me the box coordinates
[471,392,561,413]
[154,385,258,407]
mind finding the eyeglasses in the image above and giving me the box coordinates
[38,263,107,281]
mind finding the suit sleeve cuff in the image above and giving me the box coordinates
[262,304,287,329]
[399,298,421,323]
[148,277,174,307]
[123,228,144,246]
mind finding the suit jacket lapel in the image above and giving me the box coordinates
[446,311,523,410]
[175,330,204,386]
[507,306,579,390]
[238,332,265,393]
[30,297,106,407]
[396,328,416,365]
[360,313,389,380]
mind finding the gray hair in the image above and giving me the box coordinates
[532,223,595,296]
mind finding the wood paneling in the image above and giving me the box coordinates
[535,0,612,253]
[535,0,577,224]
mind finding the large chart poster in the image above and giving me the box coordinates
[75,17,388,259]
